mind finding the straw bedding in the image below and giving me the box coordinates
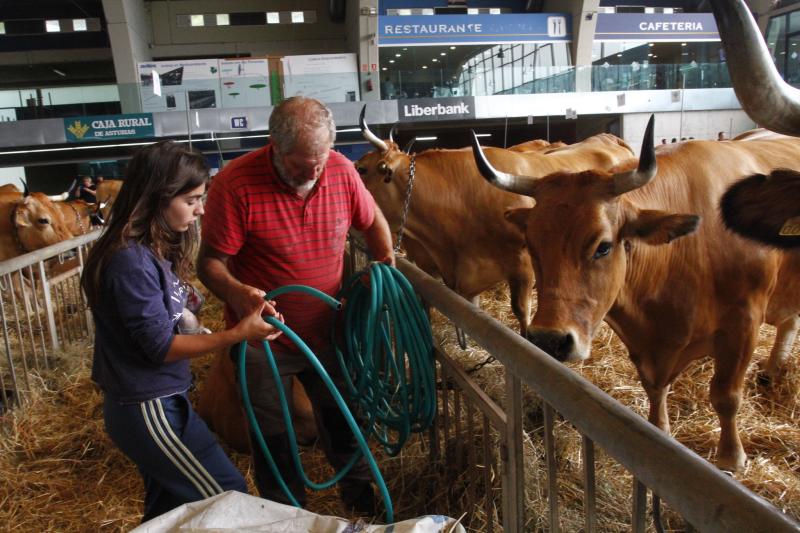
[1,281,798,531]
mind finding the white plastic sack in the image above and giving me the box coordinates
[131,491,466,533]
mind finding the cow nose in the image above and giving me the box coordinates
[527,329,576,362]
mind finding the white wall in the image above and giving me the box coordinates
[0,167,27,189]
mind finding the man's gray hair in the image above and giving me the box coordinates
[269,96,337,154]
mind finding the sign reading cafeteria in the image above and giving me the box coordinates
[64,113,155,142]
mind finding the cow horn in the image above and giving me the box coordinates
[22,178,30,197]
[359,105,389,153]
[612,114,657,195]
[47,192,69,202]
[710,0,800,136]
[470,130,539,196]
[388,123,398,143]
[403,138,416,154]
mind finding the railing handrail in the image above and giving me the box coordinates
[396,256,799,532]
[0,229,102,276]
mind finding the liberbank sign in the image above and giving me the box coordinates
[397,97,475,123]
[379,14,572,46]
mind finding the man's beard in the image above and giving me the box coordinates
[273,154,317,193]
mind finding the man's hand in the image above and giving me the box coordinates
[228,284,279,319]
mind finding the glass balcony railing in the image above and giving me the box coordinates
[0,63,736,125]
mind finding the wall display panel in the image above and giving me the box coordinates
[137,60,221,113]
[281,54,360,103]
[219,59,271,109]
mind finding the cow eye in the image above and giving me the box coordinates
[37,218,50,225]
[378,162,390,174]
[593,241,613,260]
[356,165,366,176]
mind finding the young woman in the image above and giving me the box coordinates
[81,141,281,522]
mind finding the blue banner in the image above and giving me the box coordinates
[378,14,572,46]
[595,13,719,41]
[64,113,155,142]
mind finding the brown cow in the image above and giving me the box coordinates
[0,193,75,261]
[356,109,635,335]
[95,179,123,221]
[471,116,800,472]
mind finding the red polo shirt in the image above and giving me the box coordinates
[202,144,375,353]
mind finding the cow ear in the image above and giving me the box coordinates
[504,207,533,232]
[622,209,700,245]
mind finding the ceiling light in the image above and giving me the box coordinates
[381,67,387,71]
[267,12,280,24]
[291,11,304,23]
[46,20,61,32]
[681,43,687,46]
[450,46,456,50]
[475,133,492,137]
[416,136,437,141]
[216,14,230,26]
[648,43,654,47]
[389,60,395,63]
[52,68,66,77]
[440,52,446,56]
[73,19,87,31]
[396,53,402,57]
[422,65,428,69]
[432,58,438,62]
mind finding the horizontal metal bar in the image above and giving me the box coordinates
[0,230,101,277]
[396,257,799,533]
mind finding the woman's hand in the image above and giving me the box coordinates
[234,302,283,342]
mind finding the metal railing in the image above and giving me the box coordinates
[0,230,100,413]
[385,253,798,532]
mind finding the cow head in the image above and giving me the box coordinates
[472,116,700,361]
[12,193,75,252]
[355,106,415,184]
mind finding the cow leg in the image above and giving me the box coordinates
[710,329,755,472]
[508,271,534,337]
[760,314,799,386]
[455,295,480,350]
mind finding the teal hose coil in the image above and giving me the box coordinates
[237,262,436,522]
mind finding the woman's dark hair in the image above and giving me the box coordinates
[81,141,208,308]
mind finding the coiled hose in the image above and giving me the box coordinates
[238,262,436,522]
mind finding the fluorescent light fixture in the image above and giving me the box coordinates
[46,20,60,32]
[216,14,230,26]
[73,19,87,31]
[432,58,438,62]
[440,52,446,56]
[52,68,66,77]
[0,22,6,35]
[648,43,654,47]
[267,12,280,24]
[490,8,501,14]
[381,67,387,71]
[475,133,492,137]
[645,8,655,13]
[468,8,479,14]
[422,65,428,69]
[421,9,434,15]
[681,42,687,46]
[389,59,395,63]
[395,53,401,57]
[450,46,456,50]
[291,11,304,23]
[664,8,674,13]
[416,136,437,141]
[398,9,412,16]
[336,128,362,133]
[190,14,204,26]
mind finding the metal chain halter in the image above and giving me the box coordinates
[393,154,416,253]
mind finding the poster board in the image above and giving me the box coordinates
[281,53,360,103]
[137,59,221,112]
[219,58,271,108]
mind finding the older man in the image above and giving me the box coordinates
[198,96,393,514]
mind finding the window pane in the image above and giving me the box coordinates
[73,19,87,31]
[190,14,204,26]
[216,14,230,26]
[45,20,60,32]
[766,15,787,75]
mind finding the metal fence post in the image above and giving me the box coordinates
[502,370,525,532]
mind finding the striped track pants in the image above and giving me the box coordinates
[103,392,247,522]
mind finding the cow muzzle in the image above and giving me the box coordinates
[527,327,589,362]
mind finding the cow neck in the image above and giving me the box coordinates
[66,202,87,235]
[393,154,416,253]
[9,202,29,254]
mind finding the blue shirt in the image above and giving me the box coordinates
[91,242,190,403]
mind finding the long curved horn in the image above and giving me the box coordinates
[613,114,658,195]
[21,178,30,197]
[403,138,416,154]
[359,105,389,153]
[388,123,398,143]
[47,192,69,202]
[710,0,800,135]
[470,130,539,197]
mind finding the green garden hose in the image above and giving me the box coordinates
[238,262,436,522]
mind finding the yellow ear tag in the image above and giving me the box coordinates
[779,216,800,236]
